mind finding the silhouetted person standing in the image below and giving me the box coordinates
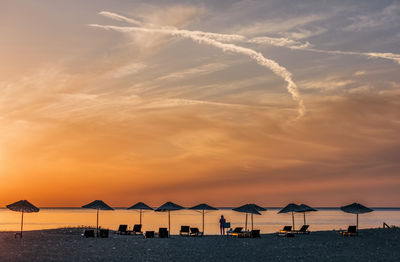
[219,215,226,235]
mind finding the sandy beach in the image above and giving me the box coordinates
[0,228,399,261]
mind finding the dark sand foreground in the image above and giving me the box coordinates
[0,228,399,261]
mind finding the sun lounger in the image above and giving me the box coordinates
[145,231,155,238]
[158,227,169,238]
[340,226,358,236]
[83,229,95,238]
[227,227,243,237]
[190,227,203,237]
[278,226,293,237]
[295,225,310,234]
[99,229,109,238]
[132,224,142,235]
[116,225,129,235]
[180,226,190,236]
[251,229,261,238]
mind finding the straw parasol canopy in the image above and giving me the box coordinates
[82,200,114,234]
[233,204,266,231]
[127,202,153,225]
[189,203,218,234]
[278,203,302,230]
[297,204,318,225]
[155,201,184,237]
[340,203,373,231]
[6,200,40,237]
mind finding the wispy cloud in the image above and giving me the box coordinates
[344,2,400,32]
[157,63,228,81]
[90,15,306,118]
[106,62,147,78]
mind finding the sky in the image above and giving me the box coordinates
[1,0,399,207]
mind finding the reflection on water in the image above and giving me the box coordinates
[0,208,399,235]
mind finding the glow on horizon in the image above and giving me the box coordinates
[0,1,399,207]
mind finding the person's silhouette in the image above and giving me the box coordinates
[219,215,226,235]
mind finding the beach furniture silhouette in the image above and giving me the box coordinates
[145,231,155,238]
[278,226,292,236]
[190,227,203,237]
[155,202,184,237]
[132,224,143,235]
[189,203,218,235]
[251,229,261,238]
[232,204,266,232]
[99,229,109,238]
[340,226,358,236]
[295,225,310,234]
[180,226,190,236]
[84,229,95,238]
[227,227,243,237]
[340,203,373,231]
[278,204,302,231]
[158,227,169,238]
[6,200,40,238]
[116,225,129,235]
[82,200,114,236]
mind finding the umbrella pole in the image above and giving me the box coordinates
[304,213,306,225]
[96,209,99,236]
[140,209,142,225]
[251,213,253,231]
[292,211,295,231]
[21,211,24,237]
[202,209,205,234]
[356,213,359,232]
[168,210,171,237]
[245,213,248,231]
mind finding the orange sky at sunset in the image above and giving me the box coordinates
[1,1,399,207]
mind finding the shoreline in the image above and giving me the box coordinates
[0,227,399,261]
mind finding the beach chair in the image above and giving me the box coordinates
[83,229,95,238]
[227,227,243,237]
[295,225,310,234]
[158,228,169,238]
[190,227,203,237]
[340,226,358,236]
[99,229,109,238]
[116,225,129,235]
[145,231,155,238]
[278,226,292,237]
[180,226,190,236]
[251,229,261,238]
[132,224,142,235]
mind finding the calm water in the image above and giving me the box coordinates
[0,208,399,235]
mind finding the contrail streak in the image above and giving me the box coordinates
[98,11,245,42]
[99,11,400,64]
[99,11,143,26]
[89,23,305,117]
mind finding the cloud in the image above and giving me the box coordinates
[90,17,306,118]
[157,63,228,81]
[99,11,143,26]
[106,62,147,78]
[344,2,400,32]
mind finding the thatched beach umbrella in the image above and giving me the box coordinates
[82,200,114,235]
[155,201,184,237]
[189,203,218,234]
[233,204,266,231]
[278,203,302,231]
[340,203,373,231]
[6,200,40,237]
[297,204,317,225]
[127,202,153,225]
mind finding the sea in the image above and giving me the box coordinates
[0,208,399,235]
